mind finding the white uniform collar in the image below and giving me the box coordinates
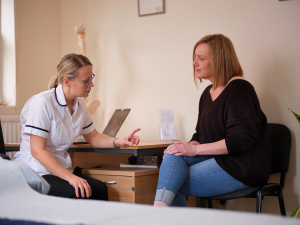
[54,84,67,106]
[54,84,80,110]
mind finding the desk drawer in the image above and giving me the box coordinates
[88,174,135,203]
[82,167,159,204]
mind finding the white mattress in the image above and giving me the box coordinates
[0,158,298,225]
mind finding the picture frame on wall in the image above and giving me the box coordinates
[138,0,165,17]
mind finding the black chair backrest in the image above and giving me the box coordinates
[0,120,6,155]
[267,123,291,175]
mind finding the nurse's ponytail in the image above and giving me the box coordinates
[48,75,59,89]
[48,53,92,89]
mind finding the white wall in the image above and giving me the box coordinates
[0,0,62,115]
[1,0,299,215]
[61,0,300,214]
[1,0,16,106]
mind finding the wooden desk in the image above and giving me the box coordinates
[5,141,174,156]
[5,141,197,206]
[5,141,174,169]
[4,144,20,152]
[68,140,174,156]
[69,140,174,169]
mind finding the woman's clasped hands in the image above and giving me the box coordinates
[166,141,197,157]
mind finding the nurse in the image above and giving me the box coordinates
[13,53,140,200]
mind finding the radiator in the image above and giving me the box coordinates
[0,115,21,159]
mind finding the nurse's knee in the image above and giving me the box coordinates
[92,180,108,201]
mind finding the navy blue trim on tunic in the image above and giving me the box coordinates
[54,87,67,106]
[83,122,93,129]
[25,125,49,133]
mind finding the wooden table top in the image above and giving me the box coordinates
[5,140,178,150]
[4,143,20,147]
[70,140,177,149]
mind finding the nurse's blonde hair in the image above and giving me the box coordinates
[48,53,92,89]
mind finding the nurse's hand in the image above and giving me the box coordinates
[68,174,92,198]
[166,141,197,157]
[115,128,141,147]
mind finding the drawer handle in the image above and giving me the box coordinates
[104,181,117,184]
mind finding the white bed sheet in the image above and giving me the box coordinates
[0,158,298,225]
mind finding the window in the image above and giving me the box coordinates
[0,0,16,106]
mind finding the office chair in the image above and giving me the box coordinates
[0,119,10,160]
[198,123,291,216]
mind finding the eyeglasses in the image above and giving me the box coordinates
[68,74,95,87]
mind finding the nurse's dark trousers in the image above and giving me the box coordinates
[42,167,108,200]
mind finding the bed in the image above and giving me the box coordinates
[0,158,298,225]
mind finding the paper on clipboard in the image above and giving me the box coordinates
[159,109,176,140]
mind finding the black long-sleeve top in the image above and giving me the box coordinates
[190,80,272,187]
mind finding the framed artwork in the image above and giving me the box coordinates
[138,0,165,17]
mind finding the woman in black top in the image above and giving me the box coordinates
[154,34,271,207]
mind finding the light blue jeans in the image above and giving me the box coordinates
[154,146,251,206]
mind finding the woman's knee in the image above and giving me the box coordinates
[163,151,187,166]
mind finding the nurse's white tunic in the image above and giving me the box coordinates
[13,84,95,176]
